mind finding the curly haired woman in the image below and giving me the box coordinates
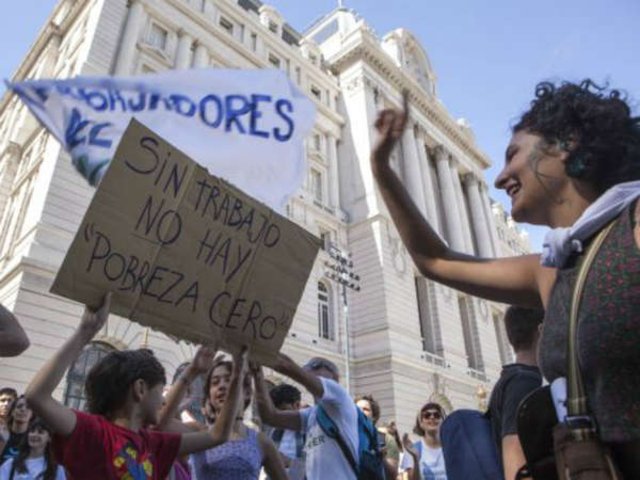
[371,80,640,478]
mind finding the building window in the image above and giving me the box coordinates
[310,85,322,101]
[318,281,333,340]
[64,342,116,411]
[493,311,513,365]
[219,17,234,36]
[148,23,168,50]
[268,21,279,33]
[415,277,443,356]
[172,363,206,423]
[310,169,323,203]
[459,296,484,372]
[250,32,258,51]
[268,53,281,69]
[295,67,301,85]
[313,133,322,152]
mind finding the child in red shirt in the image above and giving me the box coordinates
[25,293,247,479]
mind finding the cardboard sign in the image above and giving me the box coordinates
[51,119,321,363]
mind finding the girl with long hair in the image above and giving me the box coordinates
[159,347,287,480]
[0,418,66,480]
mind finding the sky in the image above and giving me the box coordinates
[1,0,639,250]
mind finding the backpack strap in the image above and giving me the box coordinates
[316,404,358,476]
[414,439,423,458]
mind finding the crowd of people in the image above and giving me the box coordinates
[0,78,638,479]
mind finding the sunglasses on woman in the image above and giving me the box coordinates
[421,410,442,420]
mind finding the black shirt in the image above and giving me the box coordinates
[0,431,26,464]
[487,363,542,458]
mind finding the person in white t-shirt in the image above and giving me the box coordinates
[0,418,66,480]
[400,402,447,480]
[253,355,359,480]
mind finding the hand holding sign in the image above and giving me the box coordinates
[51,120,321,364]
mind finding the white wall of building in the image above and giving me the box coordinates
[0,0,528,434]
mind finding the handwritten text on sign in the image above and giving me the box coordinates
[51,119,321,363]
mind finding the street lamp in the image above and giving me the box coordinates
[324,243,361,394]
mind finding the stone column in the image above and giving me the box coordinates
[479,183,500,257]
[451,163,474,253]
[414,130,441,234]
[434,146,465,250]
[114,0,146,75]
[327,134,341,211]
[401,124,428,218]
[463,174,494,257]
[175,30,193,69]
[193,42,209,68]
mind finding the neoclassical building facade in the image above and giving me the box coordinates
[0,0,530,432]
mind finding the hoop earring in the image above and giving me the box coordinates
[565,157,587,178]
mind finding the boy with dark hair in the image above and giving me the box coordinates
[25,293,246,479]
[0,387,18,445]
[267,383,305,480]
[270,384,301,411]
[487,306,544,480]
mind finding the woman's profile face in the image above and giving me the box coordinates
[495,130,569,226]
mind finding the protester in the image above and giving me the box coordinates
[371,80,640,477]
[158,348,287,480]
[24,293,244,479]
[380,420,404,480]
[254,355,359,480]
[265,383,306,480]
[0,417,66,480]
[0,304,29,357]
[0,396,33,464]
[400,402,447,480]
[356,394,400,479]
[487,306,543,479]
[0,388,18,449]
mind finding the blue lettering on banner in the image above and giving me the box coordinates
[249,94,271,139]
[224,94,252,134]
[65,108,113,150]
[273,99,294,141]
[15,82,300,143]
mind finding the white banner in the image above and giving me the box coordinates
[8,68,316,212]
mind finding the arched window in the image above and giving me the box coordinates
[64,341,116,411]
[172,363,206,424]
[317,281,333,340]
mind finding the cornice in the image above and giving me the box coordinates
[0,0,90,115]
[327,29,491,169]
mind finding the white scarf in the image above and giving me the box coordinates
[541,181,640,268]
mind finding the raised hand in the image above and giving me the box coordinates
[186,346,216,378]
[79,292,111,337]
[371,90,409,171]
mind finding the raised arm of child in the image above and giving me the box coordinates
[157,346,216,434]
[177,347,248,455]
[0,302,29,357]
[25,293,112,436]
